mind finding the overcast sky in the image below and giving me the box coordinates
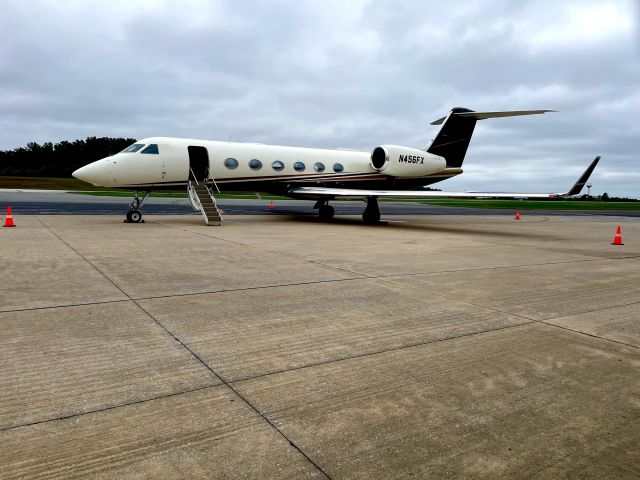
[1,0,638,196]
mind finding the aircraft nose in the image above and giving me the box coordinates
[72,160,111,186]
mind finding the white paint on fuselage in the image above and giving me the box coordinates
[73,137,377,188]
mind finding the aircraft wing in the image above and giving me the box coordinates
[290,156,601,200]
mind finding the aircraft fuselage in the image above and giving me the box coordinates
[73,137,462,195]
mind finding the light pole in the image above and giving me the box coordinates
[586,183,592,198]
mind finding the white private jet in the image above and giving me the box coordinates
[72,107,600,225]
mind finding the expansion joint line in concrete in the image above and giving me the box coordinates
[535,319,640,351]
[152,220,371,279]
[372,255,640,280]
[133,276,368,301]
[0,298,130,315]
[3,254,638,315]
[230,319,536,384]
[133,302,333,480]
[150,219,640,284]
[381,276,640,352]
[33,217,333,480]
[0,384,218,433]
[0,278,371,316]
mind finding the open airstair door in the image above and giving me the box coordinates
[188,146,209,182]
[187,145,222,226]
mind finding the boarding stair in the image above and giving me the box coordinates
[188,175,222,226]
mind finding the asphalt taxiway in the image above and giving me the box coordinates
[2,189,639,217]
[1,213,639,479]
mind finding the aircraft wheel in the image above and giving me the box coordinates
[362,209,380,224]
[318,205,335,220]
[127,210,143,223]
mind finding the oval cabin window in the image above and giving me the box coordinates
[249,159,262,170]
[272,160,285,171]
[314,162,325,172]
[224,158,239,169]
[294,162,305,172]
[333,163,344,173]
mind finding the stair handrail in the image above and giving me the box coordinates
[206,167,221,194]
[187,177,202,212]
[189,167,199,186]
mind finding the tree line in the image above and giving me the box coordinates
[0,137,136,177]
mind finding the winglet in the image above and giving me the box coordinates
[564,156,601,196]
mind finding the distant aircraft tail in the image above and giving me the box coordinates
[565,156,601,196]
[426,107,554,168]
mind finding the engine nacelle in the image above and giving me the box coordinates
[370,145,446,177]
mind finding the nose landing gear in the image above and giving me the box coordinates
[125,190,151,223]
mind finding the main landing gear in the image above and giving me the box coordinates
[314,197,382,223]
[125,190,151,223]
[362,197,381,224]
[314,200,335,220]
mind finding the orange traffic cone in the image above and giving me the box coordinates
[515,210,521,220]
[269,200,274,209]
[3,207,15,227]
[611,225,624,245]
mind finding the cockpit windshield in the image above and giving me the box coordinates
[141,144,159,154]
[121,143,145,153]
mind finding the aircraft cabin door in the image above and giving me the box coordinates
[188,146,209,182]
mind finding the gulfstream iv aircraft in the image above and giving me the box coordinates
[72,107,600,224]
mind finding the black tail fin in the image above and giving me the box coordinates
[565,156,601,196]
[426,107,478,168]
[426,107,555,168]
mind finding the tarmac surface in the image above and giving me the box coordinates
[1,212,639,479]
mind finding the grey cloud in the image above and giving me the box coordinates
[0,0,638,196]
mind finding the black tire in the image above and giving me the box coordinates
[129,210,142,223]
[362,209,380,224]
[126,210,134,222]
[318,205,335,220]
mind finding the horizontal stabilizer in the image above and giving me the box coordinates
[431,109,554,125]
[456,109,555,120]
[427,107,555,168]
